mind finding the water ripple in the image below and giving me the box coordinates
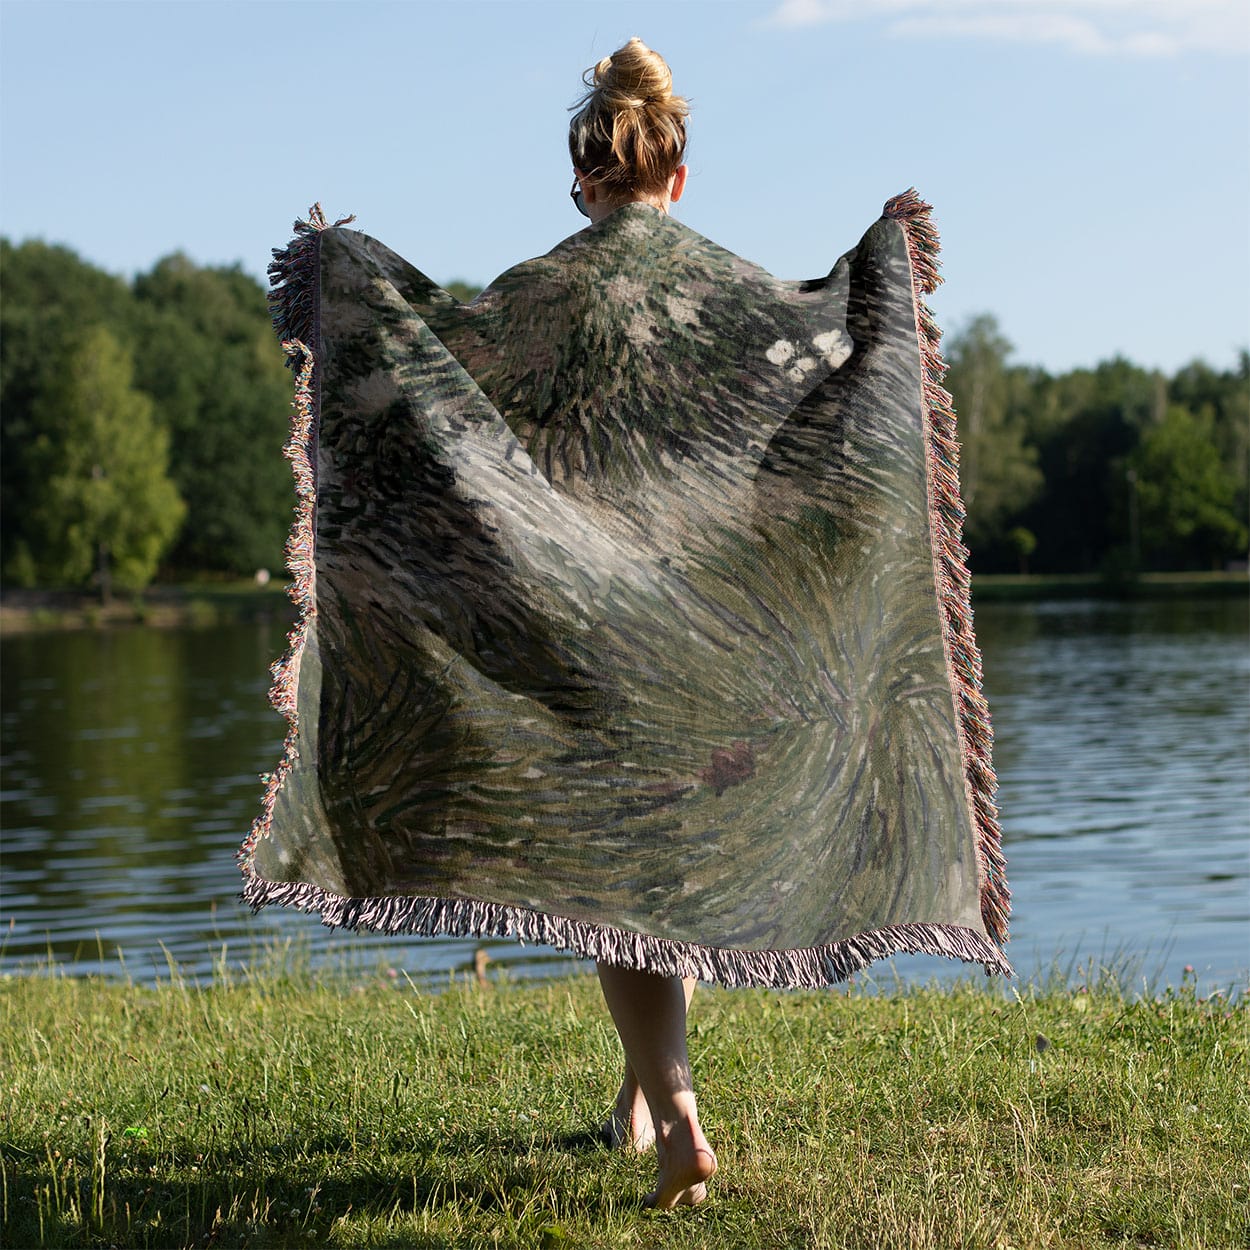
[1,600,1246,992]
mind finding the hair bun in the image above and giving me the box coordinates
[595,36,673,109]
[569,38,689,197]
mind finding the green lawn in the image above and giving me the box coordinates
[2,963,1246,1249]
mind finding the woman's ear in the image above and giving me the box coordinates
[669,165,688,203]
[575,169,599,205]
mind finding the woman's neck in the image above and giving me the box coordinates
[586,194,669,225]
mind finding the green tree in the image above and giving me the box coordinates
[1169,354,1250,536]
[444,280,483,303]
[943,315,1043,562]
[1006,526,1037,574]
[24,327,185,596]
[1021,358,1163,573]
[1,239,139,579]
[132,255,293,574]
[1129,405,1246,570]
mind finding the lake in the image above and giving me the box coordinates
[2,596,1246,994]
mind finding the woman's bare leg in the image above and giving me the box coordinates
[596,964,716,1208]
[603,1056,655,1151]
[602,977,696,1151]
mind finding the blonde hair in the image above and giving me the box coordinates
[568,37,688,198]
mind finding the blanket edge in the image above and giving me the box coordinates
[241,871,1013,986]
[236,205,351,878]
[884,188,1011,947]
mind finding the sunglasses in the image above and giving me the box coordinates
[570,176,589,219]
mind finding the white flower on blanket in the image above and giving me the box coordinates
[768,330,850,379]
[813,328,851,368]
[766,338,795,366]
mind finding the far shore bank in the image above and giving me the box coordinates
[1,570,1245,636]
[0,572,1245,640]
[0,581,293,635]
[969,569,1248,602]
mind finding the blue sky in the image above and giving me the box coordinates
[2,0,1247,374]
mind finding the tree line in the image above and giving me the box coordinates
[945,315,1247,575]
[1,238,1245,595]
[2,240,293,595]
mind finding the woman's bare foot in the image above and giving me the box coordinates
[644,1116,717,1209]
[602,1075,655,1151]
[594,966,711,1207]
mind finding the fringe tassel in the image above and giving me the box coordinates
[883,188,1011,947]
[265,203,355,365]
[240,872,1014,987]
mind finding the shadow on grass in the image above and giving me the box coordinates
[3,1126,634,1249]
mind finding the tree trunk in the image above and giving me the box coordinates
[97,542,112,606]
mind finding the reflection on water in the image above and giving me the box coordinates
[2,597,1246,991]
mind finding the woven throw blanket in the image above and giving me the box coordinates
[239,191,1012,987]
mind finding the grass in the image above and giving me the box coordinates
[1,961,1246,1249]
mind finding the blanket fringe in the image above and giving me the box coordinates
[884,188,1011,947]
[241,872,1013,987]
[238,205,348,871]
[266,203,355,362]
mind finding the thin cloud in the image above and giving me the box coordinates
[766,0,1250,56]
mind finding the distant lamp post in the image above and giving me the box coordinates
[1125,468,1140,570]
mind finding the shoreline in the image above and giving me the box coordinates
[1,571,1245,635]
[969,569,1248,601]
[0,582,294,635]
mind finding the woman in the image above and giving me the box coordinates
[566,37,717,1211]
[243,36,1010,1216]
